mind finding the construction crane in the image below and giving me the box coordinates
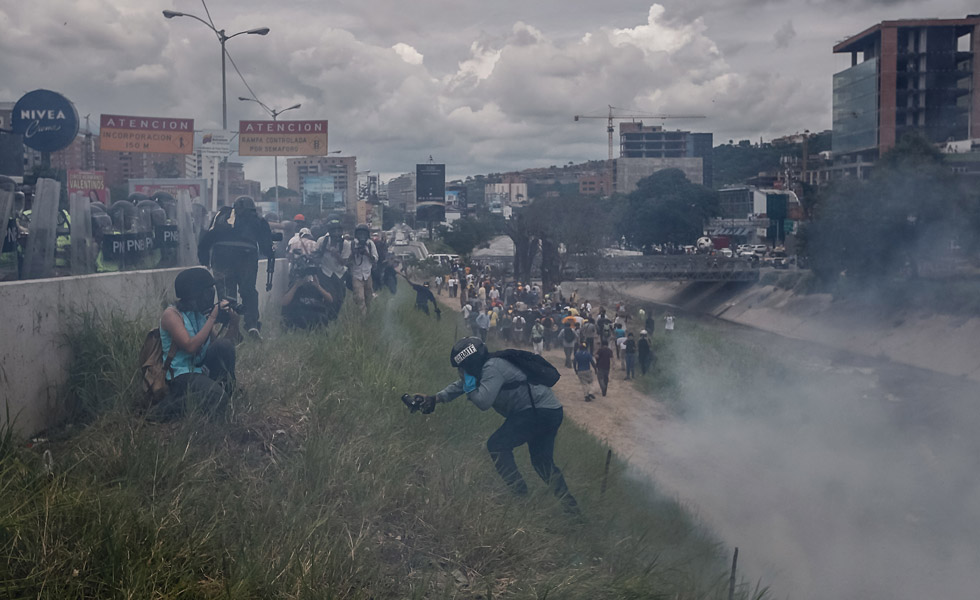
[573,105,706,160]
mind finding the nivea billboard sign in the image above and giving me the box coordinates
[11,89,79,153]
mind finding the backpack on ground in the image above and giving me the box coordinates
[137,328,178,408]
[491,349,561,387]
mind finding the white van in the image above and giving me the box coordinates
[429,253,459,267]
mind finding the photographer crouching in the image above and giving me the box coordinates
[409,337,579,513]
[155,267,238,421]
[281,255,334,330]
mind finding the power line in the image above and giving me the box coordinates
[224,48,263,108]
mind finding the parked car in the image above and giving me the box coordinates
[751,244,768,254]
[719,248,733,258]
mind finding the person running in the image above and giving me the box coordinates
[412,338,579,513]
[410,280,441,318]
[341,224,378,316]
[573,342,597,402]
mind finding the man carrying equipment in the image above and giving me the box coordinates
[341,223,378,315]
[410,337,579,513]
[198,196,274,338]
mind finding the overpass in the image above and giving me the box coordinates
[572,255,760,282]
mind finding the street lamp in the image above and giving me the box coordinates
[239,96,301,206]
[162,10,269,130]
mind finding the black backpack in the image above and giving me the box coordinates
[491,349,561,387]
[562,327,576,343]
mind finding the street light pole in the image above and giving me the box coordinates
[162,10,268,207]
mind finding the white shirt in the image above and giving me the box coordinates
[665,316,675,331]
[341,238,378,280]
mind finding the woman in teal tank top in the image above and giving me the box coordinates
[154,267,237,420]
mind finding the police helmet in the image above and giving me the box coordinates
[450,337,488,376]
[108,200,137,232]
[233,196,256,213]
[90,204,112,237]
[127,192,151,204]
[326,218,343,231]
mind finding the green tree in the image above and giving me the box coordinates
[618,169,718,251]
[438,215,501,256]
[805,132,967,284]
[152,157,182,179]
[525,195,611,288]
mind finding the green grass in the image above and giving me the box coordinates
[632,318,798,419]
[0,286,769,599]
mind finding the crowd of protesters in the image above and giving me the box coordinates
[424,259,666,402]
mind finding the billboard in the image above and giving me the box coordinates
[11,89,79,153]
[303,175,341,209]
[416,163,445,223]
[100,114,194,154]
[129,178,209,206]
[446,185,467,210]
[68,170,109,204]
[239,120,328,156]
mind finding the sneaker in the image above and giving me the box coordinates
[247,327,263,341]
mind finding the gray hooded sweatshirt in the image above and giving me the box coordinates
[436,357,562,417]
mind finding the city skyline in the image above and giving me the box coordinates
[2,0,976,188]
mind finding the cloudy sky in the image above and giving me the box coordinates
[1,0,975,185]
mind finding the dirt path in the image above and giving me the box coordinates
[433,293,669,475]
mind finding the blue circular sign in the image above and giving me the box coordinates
[11,89,79,153]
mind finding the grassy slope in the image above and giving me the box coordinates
[0,285,766,599]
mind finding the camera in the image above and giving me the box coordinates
[401,393,425,413]
[292,254,321,279]
[214,297,244,324]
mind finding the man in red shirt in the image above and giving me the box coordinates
[594,339,614,397]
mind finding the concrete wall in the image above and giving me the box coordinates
[0,260,288,436]
[566,279,980,382]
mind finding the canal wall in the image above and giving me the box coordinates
[567,279,980,382]
[0,261,288,436]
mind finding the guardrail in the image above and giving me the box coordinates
[575,255,760,282]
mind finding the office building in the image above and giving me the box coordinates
[286,155,357,214]
[832,15,980,172]
[619,122,713,188]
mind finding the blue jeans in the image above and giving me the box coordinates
[486,407,577,510]
[625,353,636,379]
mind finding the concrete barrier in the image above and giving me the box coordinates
[0,260,288,436]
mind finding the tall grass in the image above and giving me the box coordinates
[0,285,769,599]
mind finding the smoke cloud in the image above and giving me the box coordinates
[638,326,980,599]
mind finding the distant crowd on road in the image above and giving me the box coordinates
[416,259,675,402]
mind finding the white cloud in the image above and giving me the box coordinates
[392,42,424,65]
[5,0,975,187]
